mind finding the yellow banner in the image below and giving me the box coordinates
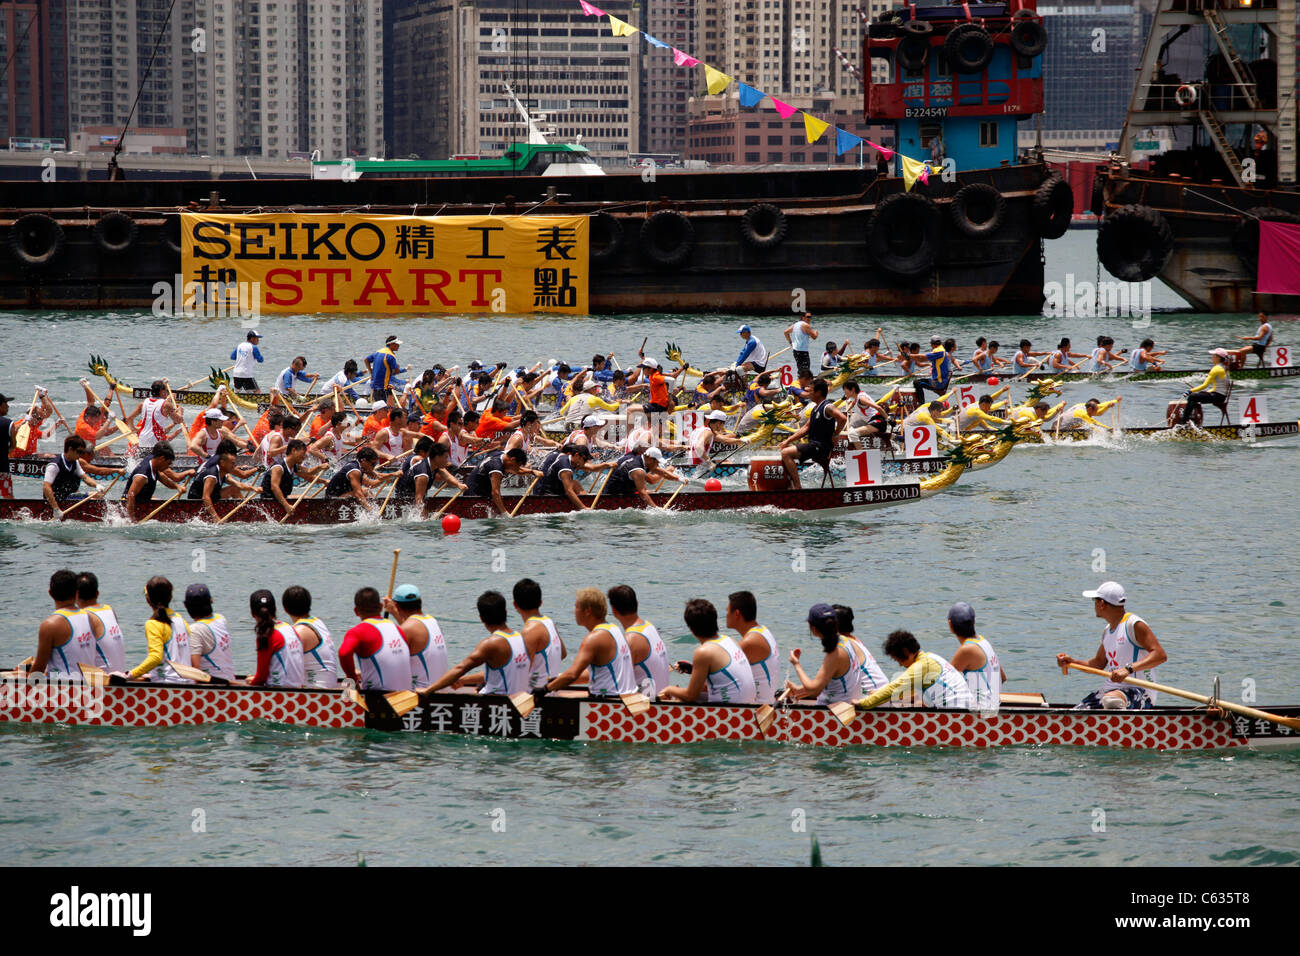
[179,213,589,315]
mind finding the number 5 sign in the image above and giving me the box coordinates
[1239,395,1269,425]
[905,424,937,458]
[958,385,976,408]
[844,448,883,486]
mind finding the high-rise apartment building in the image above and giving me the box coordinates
[640,0,695,156]
[0,0,69,142]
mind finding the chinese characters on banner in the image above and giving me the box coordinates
[179,213,589,314]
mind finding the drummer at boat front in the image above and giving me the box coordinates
[1127,338,1166,372]
[659,598,757,704]
[1178,348,1231,424]
[1056,581,1167,710]
[1236,312,1273,366]
[778,379,847,490]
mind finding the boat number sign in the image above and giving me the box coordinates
[844,448,883,487]
[1238,396,1269,425]
[180,213,590,315]
[905,424,937,458]
[1266,347,1290,368]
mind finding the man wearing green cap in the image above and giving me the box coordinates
[384,584,450,691]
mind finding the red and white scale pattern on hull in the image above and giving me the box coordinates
[0,683,365,729]
[582,703,1245,749]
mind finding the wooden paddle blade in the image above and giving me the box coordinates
[78,662,109,688]
[169,661,212,683]
[384,690,420,717]
[828,701,859,726]
[345,686,369,712]
[509,692,536,718]
[620,692,652,715]
[999,692,1049,707]
[754,704,775,734]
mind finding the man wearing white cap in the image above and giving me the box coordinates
[561,377,621,429]
[187,407,244,459]
[735,325,768,373]
[1178,348,1231,425]
[366,335,410,398]
[688,409,738,466]
[1056,582,1167,710]
[230,330,264,391]
[565,414,615,451]
[604,445,685,507]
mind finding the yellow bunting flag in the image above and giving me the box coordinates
[607,14,638,37]
[802,113,830,145]
[704,65,732,95]
[900,154,930,192]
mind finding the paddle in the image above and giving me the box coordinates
[382,690,421,716]
[376,450,416,515]
[509,692,536,718]
[1062,662,1300,731]
[659,479,688,511]
[384,548,400,620]
[169,661,214,684]
[620,692,652,715]
[12,389,40,451]
[344,685,368,712]
[278,468,327,523]
[60,473,123,519]
[433,488,464,517]
[755,688,792,734]
[828,700,858,726]
[214,469,267,524]
[509,475,541,517]
[179,366,233,392]
[138,473,196,524]
[588,467,614,509]
[77,662,109,688]
[46,395,73,436]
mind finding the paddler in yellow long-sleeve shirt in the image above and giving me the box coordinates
[853,629,972,711]
[560,379,623,429]
[899,400,953,443]
[1178,348,1231,425]
[955,393,1008,432]
[1060,396,1121,432]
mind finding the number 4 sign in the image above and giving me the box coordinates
[1239,395,1269,425]
[844,448,883,486]
[905,424,937,458]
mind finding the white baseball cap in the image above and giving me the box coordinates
[704,410,728,422]
[640,357,660,369]
[644,447,665,461]
[583,379,601,391]
[1082,581,1126,606]
[582,415,606,428]
[203,408,227,420]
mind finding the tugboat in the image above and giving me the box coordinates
[1094,0,1299,312]
[0,2,1064,315]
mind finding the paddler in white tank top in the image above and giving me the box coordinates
[609,584,670,696]
[416,589,530,698]
[182,583,236,681]
[946,602,1006,714]
[513,578,567,691]
[784,603,863,705]
[75,572,126,673]
[660,598,756,704]
[725,590,780,705]
[538,588,638,698]
[33,569,103,679]
[1057,581,1167,710]
[283,585,339,688]
[384,583,450,690]
[832,604,891,703]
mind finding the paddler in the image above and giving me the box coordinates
[659,599,757,704]
[841,380,891,446]
[74,379,115,442]
[604,445,685,507]
[76,572,126,674]
[283,586,339,688]
[1046,337,1089,374]
[416,590,527,699]
[42,436,106,518]
[188,407,244,459]
[391,437,445,503]
[956,393,1008,432]
[246,589,305,687]
[122,441,192,521]
[539,443,603,510]
[260,438,323,510]
[778,379,847,490]
[129,576,193,683]
[307,411,351,465]
[608,584,670,697]
[0,391,16,499]
[475,399,520,441]
[537,588,638,699]
[370,406,414,462]
[338,587,411,692]
[899,400,953,443]
[1127,338,1166,372]
[504,409,557,456]
[325,446,383,506]
[123,379,184,456]
[564,414,617,452]
[274,355,319,399]
[783,603,863,705]
[1087,336,1126,372]
[724,590,780,706]
[946,602,1005,714]
[1011,339,1048,376]
[182,583,236,681]
[561,378,622,429]
[382,584,450,691]
[1059,396,1121,433]
[230,329,264,391]
[833,605,891,702]
[324,359,366,400]
[515,578,566,692]
[1055,581,1166,710]
[188,438,259,521]
[852,630,973,711]
[1178,348,1231,425]
[857,334,894,375]
[687,409,740,467]
[464,448,542,516]
[32,569,102,678]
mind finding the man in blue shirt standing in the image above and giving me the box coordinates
[366,335,410,399]
[913,335,952,405]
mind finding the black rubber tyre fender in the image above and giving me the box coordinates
[1032,173,1073,239]
[944,24,994,74]
[868,21,901,39]
[1089,174,1106,217]
[162,216,183,258]
[902,19,933,36]
[1097,204,1174,282]
[588,212,623,265]
[8,213,65,269]
[949,183,1005,238]
[639,210,694,268]
[1010,18,1047,58]
[1232,206,1300,268]
[740,203,787,250]
[897,34,929,73]
[93,212,139,256]
[868,191,942,281]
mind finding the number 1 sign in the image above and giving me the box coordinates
[844,448,883,487]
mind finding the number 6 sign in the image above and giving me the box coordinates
[905,424,937,458]
[844,448,883,486]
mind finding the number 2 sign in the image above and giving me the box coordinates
[905,424,937,458]
[1239,395,1269,425]
[844,448,883,486]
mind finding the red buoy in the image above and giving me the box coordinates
[987,376,999,386]
[704,478,722,492]
[441,513,461,534]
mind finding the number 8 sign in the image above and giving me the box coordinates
[1267,347,1289,369]
[844,448,883,486]
[905,424,937,458]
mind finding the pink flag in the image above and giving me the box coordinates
[867,141,894,161]
[770,97,798,119]
[673,48,700,67]
[917,167,930,185]
[1257,221,1300,295]
[578,1,605,15]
